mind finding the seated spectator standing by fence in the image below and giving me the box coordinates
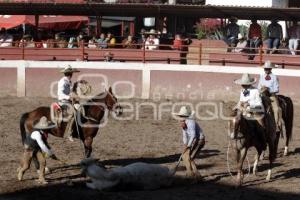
[233,34,247,53]
[97,33,107,49]
[145,29,160,50]
[248,19,262,60]
[19,35,35,48]
[224,17,240,50]
[88,36,97,48]
[138,29,147,49]
[0,28,13,47]
[106,32,116,48]
[68,36,78,48]
[172,34,183,50]
[55,33,68,48]
[122,35,136,49]
[267,19,283,54]
[288,20,300,55]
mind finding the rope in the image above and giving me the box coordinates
[73,109,86,158]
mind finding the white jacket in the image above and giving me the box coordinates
[57,76,72,101]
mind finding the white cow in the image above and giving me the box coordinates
[80,158,176,191]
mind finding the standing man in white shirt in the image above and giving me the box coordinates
[58,65,80,141]
[235,73,264,127]
[258,61,281,132]
[173,106,205,178]
[17,116,58,184]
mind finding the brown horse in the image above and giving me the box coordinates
[228,108,278,186]
[260,87,294,156]
[20,85,122,158]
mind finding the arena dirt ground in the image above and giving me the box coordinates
[0,97,299,200]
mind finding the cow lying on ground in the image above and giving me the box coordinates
[80,158,176,191]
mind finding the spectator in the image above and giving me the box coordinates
[122,35,136,49]
[97,33,107,49]
[68,36,78,48]
[19,35,35,48]
[267,19,283,54]
[137,28,146,49]
[35,32,44,48]
[0,28,13,47]
[233,34,247,53]
[55,33,68,48]
[248,19,262,60]
[104,51,114,62]
[288,20,300,55]
[106,32,116,48]
[224,17,240,48]
[88,36,97,48]
[172,34,183,50]
[145,29,160,50]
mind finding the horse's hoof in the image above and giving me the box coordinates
[68,136,74,142]
[17,172,23,181]
[266,169,271,181]
[45,167,51,174]
[36,179,48,185]
[283,147,288,156]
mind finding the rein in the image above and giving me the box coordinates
[80,91,116,123]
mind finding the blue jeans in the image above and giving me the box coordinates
[268,38,280,49]
[249,38,262,53]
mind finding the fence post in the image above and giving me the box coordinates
[222,58,225,66]
[198,43,202,65]
[142,41,146,63]
[22,41,25,60]
[167,58,170,64]
[259,45,263,66]
[81,41,85,61]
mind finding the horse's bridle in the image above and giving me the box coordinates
[105,91,122,113]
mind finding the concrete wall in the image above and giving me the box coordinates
[0,61,299,102]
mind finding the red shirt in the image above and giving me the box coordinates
[249,23,262,39]
[172,39,183,50]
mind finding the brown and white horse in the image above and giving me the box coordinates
[20,85,122,158]
[228,108,278,186]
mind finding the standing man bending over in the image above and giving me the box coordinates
[173,106,205,178]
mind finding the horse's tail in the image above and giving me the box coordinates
[279,95,294,142]
[20,112,29,145]
[285,96,294,142]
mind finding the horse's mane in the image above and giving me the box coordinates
[88,92,107,103]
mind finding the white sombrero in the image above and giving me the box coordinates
[33,116,56,130]
[60,65,80,73]
[172,106,195,119]
[262,60,276,69]
[234,73,256,85]
[144,29,160,35]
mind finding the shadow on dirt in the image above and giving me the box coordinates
[1,175,299,200]
[100,149,220,166]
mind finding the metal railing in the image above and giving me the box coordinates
[1,41,300,68]
[0,0,203,4]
